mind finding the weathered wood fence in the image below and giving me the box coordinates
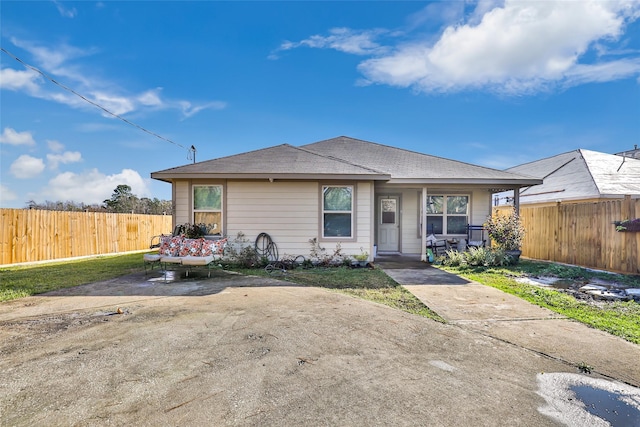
[0,209,173,265]
[495,196,639,274]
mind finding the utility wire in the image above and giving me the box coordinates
[1,47,195,157]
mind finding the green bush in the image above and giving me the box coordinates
[465,247,489,266]
[440,247,513,267]
[484,209,525,251]
[442,250,465,266]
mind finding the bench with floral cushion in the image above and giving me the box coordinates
[143,235,227,279]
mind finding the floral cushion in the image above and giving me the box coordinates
[158,236,173,256]
[159,235,182,257]
[178,238,203,257]
[201,238,227,257]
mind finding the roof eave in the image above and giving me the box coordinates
[150,172,391,182]
[386,178,544,186]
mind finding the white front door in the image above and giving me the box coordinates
[377,196,399,252]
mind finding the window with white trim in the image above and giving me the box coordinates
[426,195,468,235]
[193,185,223,234]
[322,185,353,238]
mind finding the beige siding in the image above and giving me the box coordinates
[224,181,368,258]
[399,189,421,254]
[352,182,373,257]
[470,188,492,225]
[174,180,190,226]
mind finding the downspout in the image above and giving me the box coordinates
[421,186,428,262]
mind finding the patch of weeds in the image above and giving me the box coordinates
[307,238,350,266]
[577,361,593,374]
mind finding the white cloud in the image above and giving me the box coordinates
[10,37,92,72]
[137,88,163,106]
[272,27,389,59]
[358,0,640,94]
[563,57,640,86]
[90,91,135,116]
[0,67,42,93]
[179,100,227,119]
[3,37,225,119]
[0,128,36,146]
[44,168,151,205]
[0,184,18,203]
[47,151,82,169]
[10,155,46,178]
[47,139,65,152]
[405,2,465,31]
[53,0,77,18]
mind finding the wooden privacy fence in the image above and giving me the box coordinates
[495,196,639,275]
[0,209,173,265]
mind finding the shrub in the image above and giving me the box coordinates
[465,247,489,266]
[484,209,525,251]
[440,247,514,267]
[441,250,465,266]
[308,238,347,266]
[486,248,513,266]
[221,232,259,268]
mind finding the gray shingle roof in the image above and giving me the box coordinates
[152,136,541,186]
[302,136,540,184]
[151,143,390,181]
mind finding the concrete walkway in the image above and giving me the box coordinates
[376,255,640,388]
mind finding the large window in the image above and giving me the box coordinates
[193,185,222,234]
[322,185,353,238]
[426,195,468,235]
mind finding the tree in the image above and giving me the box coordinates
[138,197,172,215]
[23,185,172,214]
[103,184,136,213]
[26,199,102,211]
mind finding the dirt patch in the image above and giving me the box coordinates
[0,271,615,425]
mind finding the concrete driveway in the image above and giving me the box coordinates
[0,269,638,426]
[377,257,640,389]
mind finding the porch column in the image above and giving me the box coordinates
[421,186,428,262]
[513,186,520,215]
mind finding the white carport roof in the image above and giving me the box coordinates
[505,149,640,203]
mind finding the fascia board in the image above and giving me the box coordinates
[150,172,391,181]
[386,178,544,186]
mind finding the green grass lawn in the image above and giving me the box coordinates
[438,260,640,344]
[0,253,145,302]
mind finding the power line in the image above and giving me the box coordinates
[1,47,195,157]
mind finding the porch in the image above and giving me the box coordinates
[374,186,504,261]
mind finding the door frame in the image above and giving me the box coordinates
[376,193,402,253]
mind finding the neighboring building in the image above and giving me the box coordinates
[151,136,541,261]
[494,148,640,207]
[615,144,640,160]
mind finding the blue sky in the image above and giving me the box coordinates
[1,1,639,208]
